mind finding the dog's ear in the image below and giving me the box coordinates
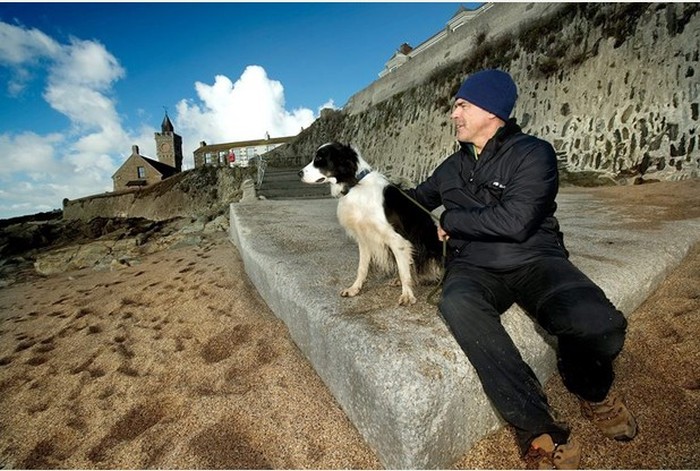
[334,145,359,182]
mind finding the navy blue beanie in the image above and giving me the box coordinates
[455,69,518,121]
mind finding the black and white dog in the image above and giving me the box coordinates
[299,142,442,305]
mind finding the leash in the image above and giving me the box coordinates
[388,183,447,306]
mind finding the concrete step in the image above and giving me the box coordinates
[260,167,301,178]
[258,167,330,200]
[259,187,330,199]
[260,179,318,190]
[264,167,299,181]
[228,192,700,469]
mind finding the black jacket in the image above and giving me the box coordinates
[412,119,569,270]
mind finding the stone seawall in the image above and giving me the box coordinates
[63,166,254,221]
[63,189,143,221]
[345,3,564,115]
[267,3,699,185]
[513,3,699,182]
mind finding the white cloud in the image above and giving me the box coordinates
[51,38,123,90]
[0,131,62,177]
[0,21,60,65]
[0,21,61,96]
[0,23,324,220]
[0,130,117,214]
[175,65,317,150]
[319,99,338,113]
[0,21,129,218]
[45,38,125,133]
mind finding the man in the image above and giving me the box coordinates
[409,69,637,469]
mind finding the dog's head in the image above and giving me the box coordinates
[299,142,360,186]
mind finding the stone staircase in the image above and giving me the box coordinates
[257,167,330,200]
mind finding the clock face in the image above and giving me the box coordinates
[160,142,171,152]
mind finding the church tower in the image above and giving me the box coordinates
[155,112,183,172]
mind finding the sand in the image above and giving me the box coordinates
[1,179,699,469]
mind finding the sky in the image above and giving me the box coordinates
[0,1,481,220]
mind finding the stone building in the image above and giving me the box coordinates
[378,4,494,78]
[193,133,295,168]
[112,113,183,191]
[111,145,179,191]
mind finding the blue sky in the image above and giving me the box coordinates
[0,2,481,220]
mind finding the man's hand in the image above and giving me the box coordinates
[438,225,450,241]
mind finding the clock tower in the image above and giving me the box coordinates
[155,112,183,172]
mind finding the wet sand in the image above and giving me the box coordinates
[0,179,699,469]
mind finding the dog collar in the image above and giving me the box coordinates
[356,168,371,182]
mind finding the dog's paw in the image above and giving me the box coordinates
[341,287,360,298]
[398,292,417,306]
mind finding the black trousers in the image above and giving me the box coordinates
[439,256,627,454]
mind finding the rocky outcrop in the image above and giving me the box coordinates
[32,215,228,276]
[0,210,229,285]
[267,3,700,186]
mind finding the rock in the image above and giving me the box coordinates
[168,235,203,250]
[110,258,131,271]
[203,215,229,233]
[181,218,207,234]
[240,178,257,202]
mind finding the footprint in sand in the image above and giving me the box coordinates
[189,417,270,469]
[200,324,251,364]
[22,438,63,468]
[15,339,36,353]
[25,355,49,366]
[87,402,167,463]
[74,307,93,319]
[70,351,99,375]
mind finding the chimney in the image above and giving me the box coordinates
[132,145,139,155]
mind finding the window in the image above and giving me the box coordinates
[137,166,146,178]
[218,151,227,165]
[205,152,214,165]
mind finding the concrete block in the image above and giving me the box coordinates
[228,194,700,469]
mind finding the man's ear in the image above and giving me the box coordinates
[488,112,505,125]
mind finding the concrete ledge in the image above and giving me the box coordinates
[229,193,700,469]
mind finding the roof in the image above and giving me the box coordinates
[451,4,468,19]
[141,155,178,178]
[112,152,178,179]
[161,113,174,133]
[194,135,296,155]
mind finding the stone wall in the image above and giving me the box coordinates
[267,3,700,185]
[345,3,564,115]
[64,166,255,221]
[513,3,699,182]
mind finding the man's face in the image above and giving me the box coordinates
[450,98,494,143]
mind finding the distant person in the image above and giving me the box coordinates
[407,69,637,468]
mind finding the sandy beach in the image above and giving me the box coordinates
[1,179,699,469]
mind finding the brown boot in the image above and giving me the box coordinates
[580,392,638,441]
[525,433,582,469]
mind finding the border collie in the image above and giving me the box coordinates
[299,142,442,305]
